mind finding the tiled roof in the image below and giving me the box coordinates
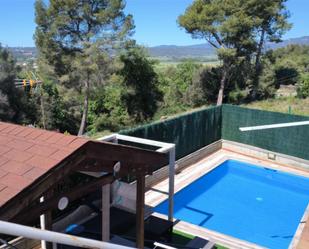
[0,122,88,207]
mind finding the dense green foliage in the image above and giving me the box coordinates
[178,0,290,104]
[1,0,308,137]
[119,47,162,122]
[259,45,309,99]
[297,73,309,98]
[0,45,36,123]
[35,0,134,135]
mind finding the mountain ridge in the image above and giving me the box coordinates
[147,36,309,58]
[7,36,309,62]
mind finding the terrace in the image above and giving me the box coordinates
[119,104,309,249]
[0,104,309,249]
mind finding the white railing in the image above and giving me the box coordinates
[239,120,309,131]
[0,220,134,249]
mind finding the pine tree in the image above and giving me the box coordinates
[178,0,290,104]
[35,0,134,135]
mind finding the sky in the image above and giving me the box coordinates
[0,0,308,47]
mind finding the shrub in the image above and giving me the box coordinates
[297,73,309,98]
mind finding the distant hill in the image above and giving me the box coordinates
[147,44,216,60]
[266,36,309,49]
[7,36,309,62]
[147,36,309,60]
[7,47,37,62]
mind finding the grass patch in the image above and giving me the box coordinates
[155,60,220,69]
[215,245,229,249]
[171,229,194,246]
[244,97,309,116]
[89,129,112,139]
[172,230,228,249]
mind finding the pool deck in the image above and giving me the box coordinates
[145,147,309,249]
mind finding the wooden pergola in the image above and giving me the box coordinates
[0,137,168,248]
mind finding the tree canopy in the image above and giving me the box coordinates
[178,0,290,104]
[0,45,36,123]
[119,46,162,122]
[35,0,134,135]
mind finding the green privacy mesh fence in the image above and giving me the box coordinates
[222,105,309,160]
[120,104,309,161]
[120,106,222,160]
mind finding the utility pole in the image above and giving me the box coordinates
[14,71,46,129]
[31,72,46,129]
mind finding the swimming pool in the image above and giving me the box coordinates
[155,159,309,249]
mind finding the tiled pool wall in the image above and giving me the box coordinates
[141,139,309,192]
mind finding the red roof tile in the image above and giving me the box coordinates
[0,188,19,206]
[25,130,45,140]
[0,160,33,176]
[0,145,11,155]
[0,158,9,167]
[3,149,33,162]
[0,169,8,178]
[0,135,11,145]
[56,135,77,146]
[68,138,88,149]
[26,144,58,157]
[1,125,18,134]
[26,155,58,170]
[0,121,89,208]
[0,173,32,191]
[0,184,6,192]
[36,132,54,142]
[49,149,73,161]
[9,126,26,135]
[0,124,9,132]
[17,128,35,138]
[7,139,33,151]
[45,133,65,144]
[23,167,46,181]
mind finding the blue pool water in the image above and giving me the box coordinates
[155,160,309,249]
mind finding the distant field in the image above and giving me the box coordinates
[244,97,309,116]
[155,60,220,69]
[150,55,220,69]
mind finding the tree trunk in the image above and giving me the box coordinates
[216,67,228,105]
[78,77,90,136]
[252,28,266,98]
[255,29,265,74]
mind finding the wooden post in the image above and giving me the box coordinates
[40,196,53,249]
[136,174,145,249]
[102,184,110,242]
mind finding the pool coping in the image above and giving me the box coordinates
[290,203,309,249]
[152,211,266,249]
[145,148,309,249]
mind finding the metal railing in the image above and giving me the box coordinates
[0,221,134,249]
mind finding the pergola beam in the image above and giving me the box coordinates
[86,141,168,173]
[13,174,114,224]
